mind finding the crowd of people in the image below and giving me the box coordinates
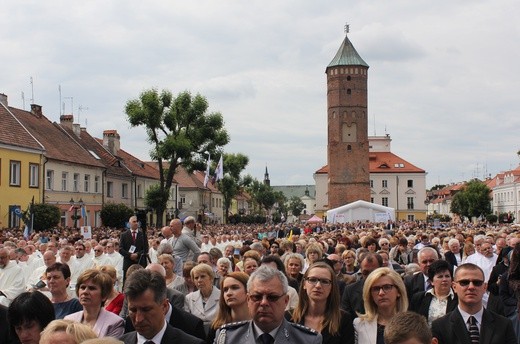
[0,215,520,343]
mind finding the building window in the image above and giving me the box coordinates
[61,172,68,191]
[371,197,374,203]
[122,183,128,198]
[94,176,100,193]
[180,195,186,204]
[107,181,113,198]
[84,175,90,192]
[382,197,389,207]
[10,160,21,186]
[407,197,414,210]
[382,180,388,188]
[46,169,54,190]
[407,179,413,188]
[29,163,39,188]
[137,184,143,198]
[73,173,80,192]
[407,214,415,221]
[370,180,374,188]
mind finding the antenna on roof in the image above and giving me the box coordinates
[384,125,388,135]
[344,23,350,34]
[59,85,62,116]
[21,91,25,110]
[78,105,89,126]
[30,76,34,103]
[65,96,74,118]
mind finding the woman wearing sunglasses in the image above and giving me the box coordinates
[354,267,408,344]
[290,261,354,344]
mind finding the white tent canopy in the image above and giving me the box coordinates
[326,200,395,224]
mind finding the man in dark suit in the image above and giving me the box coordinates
[432,263,517,344]
[405,247,438,300]
[119,215,149,282]
[341,252,383,317]
[120,269,204,344]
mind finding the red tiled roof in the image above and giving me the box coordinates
[315,152,425,174]
[0,104,44,152]
[9,107,104,167]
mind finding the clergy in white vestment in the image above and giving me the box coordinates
[0,248,26,306]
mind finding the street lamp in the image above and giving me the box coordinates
[69,198,84,228]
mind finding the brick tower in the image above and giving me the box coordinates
[326,28,370,209]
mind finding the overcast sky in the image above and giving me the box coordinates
[2,1,519,189]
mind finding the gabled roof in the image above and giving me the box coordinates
[315,152,425,174]
[63,127,132,178]
[9,107,104,168]
[0,103,44,152]
[327,34,369,68]
[113,147,159,180]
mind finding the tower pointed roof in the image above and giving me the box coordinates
[327,33,369,68]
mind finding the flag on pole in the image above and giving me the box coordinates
[215,155,224,182]
[81,204,87,218]
[14,208,23,219]
[203,154,211,187]
[68,204,74,212]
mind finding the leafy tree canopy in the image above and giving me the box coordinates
[125,88,229,226]
[450,179,491,219]
[100,203,134,228]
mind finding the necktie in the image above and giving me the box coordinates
[144,341,155,344]
[132,231,136,242]
[468,316,479,344]
[260,333,273,344]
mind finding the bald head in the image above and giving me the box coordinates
[170,219,182,236]
[146,263,166,277]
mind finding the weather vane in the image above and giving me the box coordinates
[344,23,350,34]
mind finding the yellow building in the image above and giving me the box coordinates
[0,94,45,228]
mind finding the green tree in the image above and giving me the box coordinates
[100,203,135,228]
[216,153,249,223]
[144,184,170,217]
[289,196,306,217]
[31,203,60,231]
[125,88,229,226]
[450,180,491,219]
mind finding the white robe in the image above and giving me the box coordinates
[0,261,26,306]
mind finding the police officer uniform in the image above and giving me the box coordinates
[214,319,322,344]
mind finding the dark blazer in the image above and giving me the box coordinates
[444,251,463,269]
[119,229,149,276]
[431,308,517,344]
[120,322,205,344]
[409,291,458,321]
[125,304,206,341]
[340,278,365,318]
[404,272,426,301]
[292,310,354,344]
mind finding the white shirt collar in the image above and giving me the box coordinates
[137,320,167,344]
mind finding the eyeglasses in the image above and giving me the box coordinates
[455,279,484,287]
[305,277,332,286]
[94,250,102,252]
[380,242,389,246]
[271,246,278,249]
[370,284,396,294]
[249,293,285,303]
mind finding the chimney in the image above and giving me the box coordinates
[72,123,81,137]
[60,114,74,129]
[103,130,120,156]
[0,93,7,106]
[30,104,43,118]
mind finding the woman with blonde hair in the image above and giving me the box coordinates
[40,319,98,344]
[64,269,124,338]
[354,267,408,344]
[97,265,124,316]
[184,263,221,334]
[303,242,323,272]
[290,262,354,344]
[158,253,184,288]
[208,272,250,343]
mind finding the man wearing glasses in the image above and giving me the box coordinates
[214,265,322,343]
[432,263,516,344]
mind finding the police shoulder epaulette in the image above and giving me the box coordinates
[219,320,249,330]
[290,322,319,335]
